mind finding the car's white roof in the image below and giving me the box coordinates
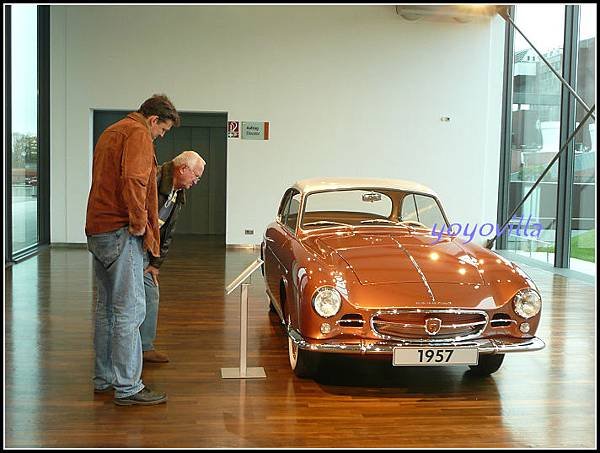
[292,177,439,197]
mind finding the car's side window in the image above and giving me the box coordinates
[277,189,292,218]
[401,194,419,222]
[278,189,301,233]
[400,193,446,228]
[284,193,301,232]
[413,194,447,228]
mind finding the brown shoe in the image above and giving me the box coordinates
[143,350,170,363]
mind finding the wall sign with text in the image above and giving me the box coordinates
[241,121,269,140]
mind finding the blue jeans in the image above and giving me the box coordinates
[140,253,160,352]
[87,226,146,398]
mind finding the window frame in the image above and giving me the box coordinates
[497,4,590,270]
[276,188,301,236]
[5,5,50,264]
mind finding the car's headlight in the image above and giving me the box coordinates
[513,288,541,319]
[312,286,342,318]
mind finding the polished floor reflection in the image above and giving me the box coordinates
[4,236,596,448]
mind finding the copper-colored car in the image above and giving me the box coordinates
[261,178,545,378]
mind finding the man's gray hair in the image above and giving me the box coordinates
[172,150,206,169]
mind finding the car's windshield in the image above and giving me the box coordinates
[301,189,448,230]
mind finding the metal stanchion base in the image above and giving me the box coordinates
[221,367,267,379]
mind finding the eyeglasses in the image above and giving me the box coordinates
[186,165,201,182]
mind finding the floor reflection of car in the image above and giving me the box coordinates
[262,178,545,379]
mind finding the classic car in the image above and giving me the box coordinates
[261,178,545,378]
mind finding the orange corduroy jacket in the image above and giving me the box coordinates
[85,112,160,257]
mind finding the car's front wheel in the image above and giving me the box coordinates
[468,354,505,376]
[288,336,320,378]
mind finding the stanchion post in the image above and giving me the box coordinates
[221,258,266,379]
[239,283,249,377]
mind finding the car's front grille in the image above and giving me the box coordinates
[371,309,488,343]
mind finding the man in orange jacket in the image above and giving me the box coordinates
[85,94,180,406]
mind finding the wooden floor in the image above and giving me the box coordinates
[4,236,596,448]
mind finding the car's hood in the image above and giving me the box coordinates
[313,232,484,285]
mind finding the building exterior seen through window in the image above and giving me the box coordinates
[505,4,595,275]
[11,4,39,254]
[570,4,596,273]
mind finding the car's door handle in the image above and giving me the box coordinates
[265,237,276,243]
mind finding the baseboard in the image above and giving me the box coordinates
[496,250,595,285]
[50,243,87,249]
[226,244,261,249]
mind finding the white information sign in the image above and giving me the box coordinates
[393,347,479,366]
[241,121,269,140]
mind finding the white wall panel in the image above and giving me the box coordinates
[50,5,505,245]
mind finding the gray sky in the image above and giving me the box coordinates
[514,4,596,51]
[11,4,38,136]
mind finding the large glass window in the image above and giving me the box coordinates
[11,5,39,253]
[570,4,596,274]
[500,4,596,275]
[505,5,565,264]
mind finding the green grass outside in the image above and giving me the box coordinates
[534,229,595,263]
[571,229,596,263]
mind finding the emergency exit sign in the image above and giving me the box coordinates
[241,122,269,140]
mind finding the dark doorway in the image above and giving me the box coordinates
[93,110,227,238]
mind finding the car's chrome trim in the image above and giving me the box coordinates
[337,318,366,327]
[490,318,518,327]
[393,241,436,303]
[370,308,489,343]
[287,328,545,355]
[373,319,488,330]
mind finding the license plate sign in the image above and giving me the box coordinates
[393,347,478,366]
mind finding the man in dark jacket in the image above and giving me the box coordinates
[141,150,206,363]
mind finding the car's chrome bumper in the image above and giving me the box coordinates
[288,329,545,355]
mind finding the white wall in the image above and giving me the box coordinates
[50,5,505,245]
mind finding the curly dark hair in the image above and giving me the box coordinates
[137,94,181,127]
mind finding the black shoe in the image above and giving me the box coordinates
[113,387,167,406]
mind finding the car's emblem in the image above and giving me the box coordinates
[425,317,442,335]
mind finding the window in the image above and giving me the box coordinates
[413,195,447,229]
[400,194,447,229]
[278,189,301,233]
[304,190,393,218]
[10,5,39,255]
[505,4,565,265]
[400,194,418,222]
[284,193,301,231]
[498,5,595,275]
[569,4,596,274]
